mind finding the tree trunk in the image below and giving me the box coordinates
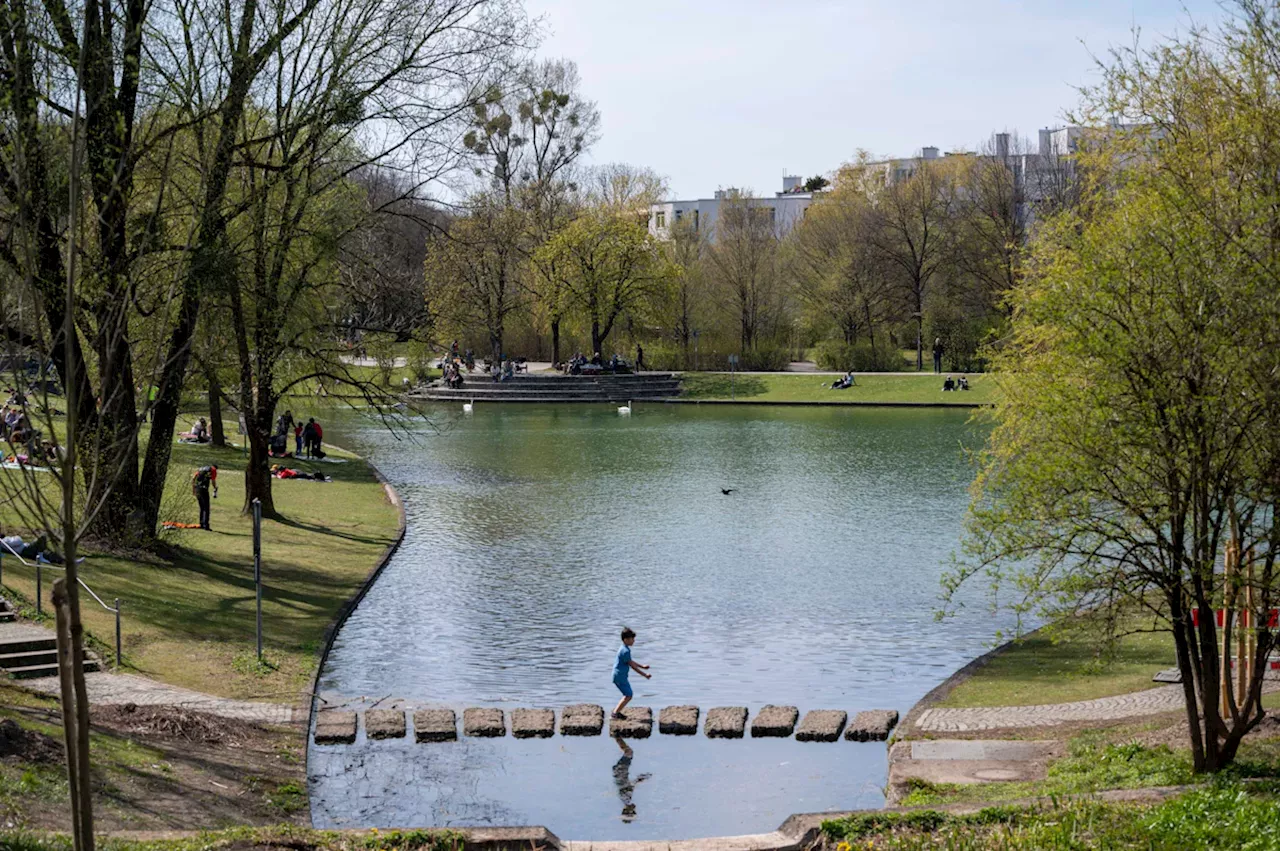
[207,368,226,448]
[591,319,602,357]
[915,313,924,371]
[244,423,276,516]
[551,318,561,366]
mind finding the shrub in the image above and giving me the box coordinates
[812,339,903,372]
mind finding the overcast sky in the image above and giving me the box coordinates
[523,0,1226,199]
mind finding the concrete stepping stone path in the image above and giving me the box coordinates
[658,705,699,735]
[413,708,457,742]
[796,709,847,742]
[560,704,604,736]
[511,708,556,739]
[751,705,799,738]
[314,710,357,744]
[705,706,748,738]
[847,709,899,741]
[463,707,506,737]
[365,709,406,740]
[609,706,653,738]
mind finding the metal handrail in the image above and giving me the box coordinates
[0,543,122,670]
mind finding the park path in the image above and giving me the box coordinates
[916,678,1280,732]
[1,618,300,725]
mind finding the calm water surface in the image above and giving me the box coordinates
[309,404,1012,840]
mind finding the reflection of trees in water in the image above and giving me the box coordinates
[308,744,521,827]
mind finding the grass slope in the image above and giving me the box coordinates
[938,625,1176,708]
[678,372,995,405]
[0,419,400,702]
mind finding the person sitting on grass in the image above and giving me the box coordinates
[958,375,970,391]
[611,627,651,720]
[828,371,855,390]
[942,375,956,391]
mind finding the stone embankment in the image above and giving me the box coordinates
[312,704,898,745]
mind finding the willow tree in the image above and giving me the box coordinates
[950,1,1280,773]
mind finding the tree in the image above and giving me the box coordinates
[787,167,894,348]
[657,214,708,367]
[802,175,829,193]
[427,198,527,365]
[865,161,956,370]
[537,209,666,356]
[707,190,783,353]
[950,1,1280,773]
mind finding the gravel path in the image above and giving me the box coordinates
[24,672,301,724]
[917,678,1280,732]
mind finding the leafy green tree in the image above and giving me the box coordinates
[952,1,1280,773]
[536,210,666,356]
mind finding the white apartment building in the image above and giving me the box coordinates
[648,176,815,243]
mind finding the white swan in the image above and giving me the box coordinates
[463,400,474,414]
[618,400,632,415]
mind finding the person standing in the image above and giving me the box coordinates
[193,465,218,530]
[301,419,316,459]
[294,422,303,456]
[932,337,944,374]
[311,418,324,457]
[635,343,646,372]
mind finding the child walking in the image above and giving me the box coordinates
[611,627,651,719]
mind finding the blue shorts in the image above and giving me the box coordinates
[613,676,633,698]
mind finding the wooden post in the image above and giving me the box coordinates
[52,579,84,851]
[1221,540,1237,720]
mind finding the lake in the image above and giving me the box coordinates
[309,403,1012,840]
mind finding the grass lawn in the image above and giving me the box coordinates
[0,417,400,702]
[937,624,1177,709]
[678,372,995,405]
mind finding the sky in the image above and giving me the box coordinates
[523,0,1227,199]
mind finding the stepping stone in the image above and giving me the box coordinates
[751,705,799,738]
[796,709,847,742]
[560,703,604,736]
[314,710,357,745]
[705,706,748,739]
[463,707,506,737]
[511,708,555,739]
[609,706,653,738]
[365,709,406,740]
[846,709,900,742]
[412,708,457,742]
[658,705,699,735]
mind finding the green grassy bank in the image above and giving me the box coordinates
[678,372,995,405]
[822,781,1280,850]
[0,418,401,702]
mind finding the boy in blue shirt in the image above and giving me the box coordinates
[611,627,651,719]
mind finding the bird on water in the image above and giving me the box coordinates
[720,488,735,495]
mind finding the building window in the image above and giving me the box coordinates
[656,212,666,228]
[693,210,700,230]
[675,209,683,222]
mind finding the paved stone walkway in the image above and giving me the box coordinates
[24,671,301,724]
[917,678,1280,732]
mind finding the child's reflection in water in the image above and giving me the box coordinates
[612,736,650,822]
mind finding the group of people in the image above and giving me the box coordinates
[271,410,325,459]
[942,375,970,392]
[442,360,466,389]
[560,351,634,375]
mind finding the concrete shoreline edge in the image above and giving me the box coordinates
[895,631,1032,739]
[302,445,409,813]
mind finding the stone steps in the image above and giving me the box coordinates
[313,704,898,745]
[0,632,100,680]
[414,373,683,403]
